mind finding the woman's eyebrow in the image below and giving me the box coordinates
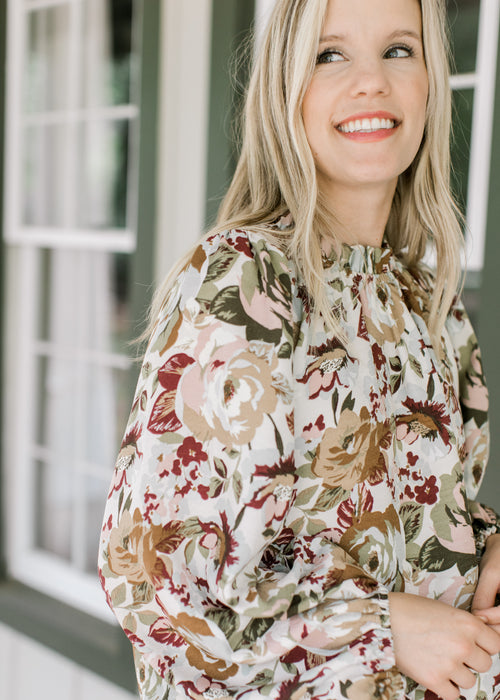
[386,29,422,42]
[319,29,422,45]
[318,33,345,44]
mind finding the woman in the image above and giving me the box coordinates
[98,0,500,698]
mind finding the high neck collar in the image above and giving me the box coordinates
[322,239,395,275]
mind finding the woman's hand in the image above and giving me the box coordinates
[389,592,500,700]
[472,532,500,633]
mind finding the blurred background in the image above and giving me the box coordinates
[0,0,499,698]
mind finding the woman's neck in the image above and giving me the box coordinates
[320,180,397,247]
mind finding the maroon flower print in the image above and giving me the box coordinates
[177,436,208,466]
[414,475,439,505]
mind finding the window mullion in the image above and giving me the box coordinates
[4,3,25,241]
[71,253,88,572]
[68,5,85,571]
[64,0,82,229]
[8,249,41,566]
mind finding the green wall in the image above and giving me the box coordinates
[477,23,500,508]
[205,0,256,227]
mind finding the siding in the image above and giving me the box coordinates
[0,623,138,700]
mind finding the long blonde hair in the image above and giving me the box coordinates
[149,0,463,347]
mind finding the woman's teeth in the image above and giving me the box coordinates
[338,117,396,133]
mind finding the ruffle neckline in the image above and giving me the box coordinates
[273,212,396,275]
[322,239,396,275]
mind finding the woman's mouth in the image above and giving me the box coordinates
[335,113,400,142]
[337,117,397,134]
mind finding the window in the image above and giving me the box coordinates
[448,0,500,275]
[3,0,142,620]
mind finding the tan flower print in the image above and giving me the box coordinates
[108,508,184,588]
[312,406,390,489]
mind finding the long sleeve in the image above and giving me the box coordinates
[98,230,402,700]
[446,297,500,555]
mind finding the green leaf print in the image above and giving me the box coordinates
[214,457,228,478]
[418,536,476,575]
[132,581,155,606]
[409,355,424,378]
[293,485,319,508]
[204,247,239,283]
[208,476,225,498]
[111,582,127,607]
[419,536,452,571]
[206,606,238,640]
[278,342,292,359]
[184,538,196,565]
[182,517,204,537]
[389,356,402,372]
[341,391,355,413]
[210,286,245,325]
[314,487,349,512]
[399,502,424,542]
[249,669,275,687]
[331,387,340,420]
[210,286,282,344]
[232,471,243,501]
[427,373,435,401]
[138,611,159,626]
[241,617,274,646]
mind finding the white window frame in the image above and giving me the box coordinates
[3,0,215,622]
[450,0,500,273]
[3,0,141,621]
[4,0,139,253]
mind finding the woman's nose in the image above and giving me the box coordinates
[349,59,391,98]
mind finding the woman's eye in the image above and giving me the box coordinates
[317,49,345,64]
[384,44,415,59]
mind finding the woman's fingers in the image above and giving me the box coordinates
[464,645,493,674]
[472,571,500,612]
[451,665,477,691]
[472,606,500,625]
[473,534,500,612]
[476,620,500,656]
[434,680,461,700]
[389,592,500,698]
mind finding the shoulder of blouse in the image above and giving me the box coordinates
[147,226,304,355]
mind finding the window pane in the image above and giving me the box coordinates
[35,459,73,561]
[77,119,130,229]
[35,354,76,453]
[451,88,474,215]
[84,365,134,469]
[32,247,134,570]
[85,476,111,574]
[81,0,135,107]
[23,124,68,227]
[34,246,133,443]
[25,6,71,113]
[36,249,132,347]
[111,253,132,350]
[447,0,480,74]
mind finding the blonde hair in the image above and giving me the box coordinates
[148,0,463,348]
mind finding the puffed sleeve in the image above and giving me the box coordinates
[446,298,500,555]
[98,229,402,700]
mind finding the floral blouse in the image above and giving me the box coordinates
[99,223,500,700]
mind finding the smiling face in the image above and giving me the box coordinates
[302,0,429,206]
